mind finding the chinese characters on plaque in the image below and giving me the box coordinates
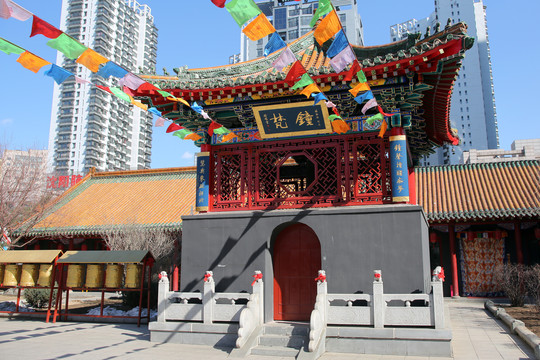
[46,174,83,190]
[196,152,210,212]
[253,101,332,139]
[389,135,410,202]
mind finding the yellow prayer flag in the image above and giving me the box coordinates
[242,13,276,41]
[76,48,108,72]
[300,83,320,98]
[331,119,350,134]
[221,133,238,143]
[378,119,388,138]
[131,99,148,111]
[314,10,341,45]
[16,51,51,73]
[167,96,190,107]
[349,82,371,97]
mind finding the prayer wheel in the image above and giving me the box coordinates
[66,264,84,288]
[85,264,104,288]
[0,264,4,285]
[104,264,123,288]
[37,264,54,287]
[20,264,39,286]
[125,264,142,288]
[3,264,21,286]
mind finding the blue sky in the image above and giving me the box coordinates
[0,1,538,169]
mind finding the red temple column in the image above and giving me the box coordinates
[449,224,460,297]
[514,221,523,264]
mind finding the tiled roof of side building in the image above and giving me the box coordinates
[416,160,540,222]
[26,167,197,237]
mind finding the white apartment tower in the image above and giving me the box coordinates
[47,0,158,174]
[241,0,363,61]
[390,0,499,165]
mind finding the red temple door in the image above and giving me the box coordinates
[273,223,321,321]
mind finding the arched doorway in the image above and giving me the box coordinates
[273,223,321,321]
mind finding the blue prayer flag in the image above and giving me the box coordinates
[97,61,128,79]
[44,64,73,84]
[354,91,374,104]
[148,107,162,117]
[312,92,328,106]
[327,30,348,58]
[264,32,286,57]
[191,102,204,114]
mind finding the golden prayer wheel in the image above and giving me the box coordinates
[20,264,39,286]
[85,264,104,288]
[125,264,142,288]
[105,264,123,288]
[0,264,5,285]
[37,264,54,287]
[66,264,84,288]
[3,264,21,286]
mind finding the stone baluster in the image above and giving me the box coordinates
[203,271,215,325]
[157,271,169,323]
[432,266,445,329]
[372,270,384,328]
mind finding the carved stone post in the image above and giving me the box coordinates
[431,266,445,329]
[372,270,384,328]
[252,270,264,325]
[316,270,328,324]
[203,271,215,325]
[157,271,169,323]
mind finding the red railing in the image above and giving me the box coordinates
[210,134,391,211]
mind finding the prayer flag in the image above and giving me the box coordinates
[167,96,190,107]
[47,33,87,60]
[242,13,275,41]
[331,119,350,134]
[214,126,231,135]
[131,99,148,111]
[96,85,112,94]
[75,76,90,85]
[201,110,211,120]
[16,51,50,73]
[173,129,191,139]
[300,83,319,98]
[185,133,202,141]
[110,87,131,102]
[191,102,204,114]
[366,112,383,126]
[30,16,62,38]
[221,133,238,142]
[314,10,340,46]
[118,72,145,90]
[137,82,160,92]
[211,0,226,8]
[362,98,378,114]
[349,82,370,97]
[97,61,128,78]
[378,105,393,117]
[272,47,296,72]
[44,64,73,84]
[354,91,374,104]
[325,100,336,108]
[326,30,348,58]
[291,73,314,91]
[167,123,183,133]
[357,69,367,83]
[312,92,328,106]
[225,0,261,27]
[0,38,24,55]
[264,32,286,56]
[328,115,341,121]
[344,60,361,82]
[157,89,173,98]
[284,61,306,86]
[148,107,162,117]
[378,119,388,138]
[0,0,31,21]
[310,0,332,27]
[329,46,355,73]
[76,48,108,72]
[155,117,166,127]
[208,121,223,136]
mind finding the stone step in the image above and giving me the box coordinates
[250,345,300,358]
[258,333,306,348]
[263,322,310,336]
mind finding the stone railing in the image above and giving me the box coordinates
[307,268,445,352]
[236,271,264,348]
[156,270,263,327]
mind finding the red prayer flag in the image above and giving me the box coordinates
[166,123,183,133]
[344,60,361,82]
[284,61,307,86]
[208,121,223,136]
[137,82,160,93]
[378,105,393,117]
[96,85,112,94]
[30,15,62,39]
[211,0,226,8]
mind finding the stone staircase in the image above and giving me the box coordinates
[249,322,309,358]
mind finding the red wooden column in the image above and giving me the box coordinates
[449,224,460,297]
[514,221,524,264]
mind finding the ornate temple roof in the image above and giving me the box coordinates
[23,167,196,237]
[135,22,473,158]
[416,161,540,223]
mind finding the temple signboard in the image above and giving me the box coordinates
[253,101,331,139]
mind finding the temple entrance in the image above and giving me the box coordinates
[273,223,321,321]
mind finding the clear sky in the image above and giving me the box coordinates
[0,0,538,169]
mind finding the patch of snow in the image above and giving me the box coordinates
[86,306,156,320]
[0,301,35,312]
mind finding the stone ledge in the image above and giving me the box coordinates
[485,300,540,360]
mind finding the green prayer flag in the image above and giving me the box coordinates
[173,129,191,139]
[291,73,314,91]
[366,113,384,126]
[110,87,132,102]
[310,0,333,27]
[225,0,262,27]
[357,70,367,83]
[47,33,87,60]
[0,38,24,55]
[157,90,173,98]
[329,115,342,121]
[214,126,231,135]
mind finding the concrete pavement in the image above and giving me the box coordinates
[0,298,535,359]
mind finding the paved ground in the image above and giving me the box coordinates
[0,298,535,359]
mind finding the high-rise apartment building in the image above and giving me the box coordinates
[47,0,158,174]
[390,0,498,165]
[241,0,363,61]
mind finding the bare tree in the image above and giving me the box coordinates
[525,265,540,312]
[0,144,55,248]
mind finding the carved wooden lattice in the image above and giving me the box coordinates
[211,134,391,211]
